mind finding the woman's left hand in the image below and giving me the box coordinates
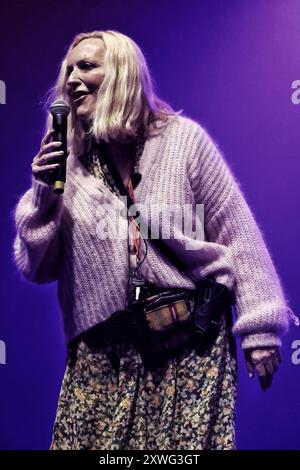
[244,347,281,391]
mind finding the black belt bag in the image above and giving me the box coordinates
[133,278,233,368]
[70,278,233,369]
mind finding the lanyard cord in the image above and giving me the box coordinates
[96,136,149,303]
[91,130,187,303]
[98,138,185,274]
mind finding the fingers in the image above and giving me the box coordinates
[32,139,63,183]
[41,129,54,146]
[277,347,282,364]
[244,352,254,378]
[257,363,274,390]
[254,361,273,391]
[42,141,63,152]
[271,350,280,372]
[33,163,60,172]
[257,365,273,391]
[33,149,64,166]
[265,360,274,376]
[32,162,60,176]
[255,362,268,391]
[36,142,63,162]
[32,131,69,186]
[247,347,281,391]
[32,163,60,185]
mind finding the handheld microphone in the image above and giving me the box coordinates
[50,100,70,194]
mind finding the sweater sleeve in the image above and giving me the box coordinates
[188,123,296,350]
[13,177,63,284]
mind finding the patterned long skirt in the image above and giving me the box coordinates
[50,308,237,450]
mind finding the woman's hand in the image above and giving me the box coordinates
[31,130,64,185]
[244,347,281,391]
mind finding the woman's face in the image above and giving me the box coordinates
[66,38,105,123]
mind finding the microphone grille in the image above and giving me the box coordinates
[50,99,70,116]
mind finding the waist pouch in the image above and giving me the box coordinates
[70,278,233,369]
[135,278,233,368]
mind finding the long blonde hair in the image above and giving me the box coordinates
[44,30,180,156]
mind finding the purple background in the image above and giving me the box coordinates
[1,0,299,449]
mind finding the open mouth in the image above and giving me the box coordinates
[72,91,89,103]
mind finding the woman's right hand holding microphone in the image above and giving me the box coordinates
[32,130,65,186]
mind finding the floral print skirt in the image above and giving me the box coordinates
[50,307,237,450]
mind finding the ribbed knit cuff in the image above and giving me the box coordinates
[32,177,61,211]
[241,332,282,350]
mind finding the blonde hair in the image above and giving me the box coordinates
[44,30,180,156]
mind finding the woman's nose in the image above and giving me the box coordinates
[66,68,82,88]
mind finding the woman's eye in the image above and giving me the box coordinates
[80,62,94,70]
[66,62,95,77]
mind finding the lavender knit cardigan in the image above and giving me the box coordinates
[13,116,293,348]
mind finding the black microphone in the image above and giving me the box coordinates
[50,100,70,194]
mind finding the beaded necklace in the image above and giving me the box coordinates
[82,126,146,195]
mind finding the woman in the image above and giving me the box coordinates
[13,30,295,450]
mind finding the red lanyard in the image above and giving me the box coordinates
[127,178,141,264]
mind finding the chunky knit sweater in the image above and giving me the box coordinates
[13,115,293,348]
